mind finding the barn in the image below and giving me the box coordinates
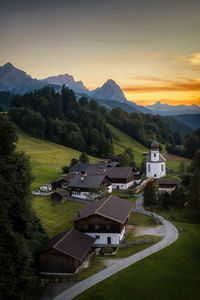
[39,229,95,274]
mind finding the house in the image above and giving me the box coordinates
[158,179,180,194]
[87,166,134,190]
[40,184,52,192]
[69,163,104,174]
[39,229,95,274]
[134,172,141,184]
[51,173,75,190]
[68,173,112,200]
[73,195,134,246]
[146,140,166,179]
[51,189,69,202]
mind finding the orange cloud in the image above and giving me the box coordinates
[122,79,200,93]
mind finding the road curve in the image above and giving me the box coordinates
[53,193,179,300]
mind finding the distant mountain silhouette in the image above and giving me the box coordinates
[146,101,200,115]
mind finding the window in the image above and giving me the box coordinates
[95,235,100,239]
[154,174,157,177]
[94,224,100,230]
[154,153,156,157]
[161,164,164,172]
[148,164,150,172]
[107,237,111,244]
[106,224,111,230]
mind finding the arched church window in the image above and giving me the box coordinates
[154,153,156,157]
[148,164,150,172]
[161,164,164,172]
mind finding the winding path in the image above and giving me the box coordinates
[53,193,179,300]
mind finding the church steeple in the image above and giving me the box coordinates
[150,140,159,162]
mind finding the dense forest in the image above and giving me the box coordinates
[8,86,182,155]
[9,86,113,157]
[0,116,48,299]
[107,107,180,148]
[166,128,200,158]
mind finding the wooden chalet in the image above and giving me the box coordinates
[68,173,112,200]
[158,179,180,194]
[39,229,95,274]
[51,189,69,202]
[87,166,134,190]
[51,173,75,190]
[73,195,134,246]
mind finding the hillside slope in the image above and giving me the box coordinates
[107,123,148,165]
[17,131,97,190]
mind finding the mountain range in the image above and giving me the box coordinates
[0,62,199,117]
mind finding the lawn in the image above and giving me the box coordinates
[107,123,148,165]
[75,208,200,300]
[163,153,191,171]
[32,197,85,237]
[16,130,97,189]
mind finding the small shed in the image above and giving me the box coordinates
[51,189,69,202]
[158,179,180,194]
[39,229,96,274]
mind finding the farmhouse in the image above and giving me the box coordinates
[51,173,75,190]
[68,173,112,200]
[146,140,166,178]
[39,229,95,274]
[73,195,134,246]
[87,166,134,190]
[158,179,180,194]
[51,189,69,202]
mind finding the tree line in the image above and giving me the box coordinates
[8,86,113,157]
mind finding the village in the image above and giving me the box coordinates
[38,140,180,276]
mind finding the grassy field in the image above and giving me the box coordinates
[17,131,97,189]
[75,208,200,300]
[107,123,148,165]
[33,197,85,238]
[163,153,191,170]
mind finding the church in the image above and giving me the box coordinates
[146,140,166,178]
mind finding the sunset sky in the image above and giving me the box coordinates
[1,0,200,106]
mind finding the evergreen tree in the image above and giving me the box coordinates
[120,151,129,166]
[79,152,89,163]
[0,116,48,299]
[143,181,157,206]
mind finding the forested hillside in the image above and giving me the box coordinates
[9,86,113,157]
[107,108,180,148]
[9,86,181,156]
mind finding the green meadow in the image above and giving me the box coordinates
[107,123,148,165]
[17,131,97,189]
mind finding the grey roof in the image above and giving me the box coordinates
[68,174,107,189]
[106,161,120,167]
[151,140,159,148]
[73,195,134,224]
[40,229,95,261]
[146,154,166,163]
[87,166,133,179]
[158,179,180,185]
[53,189,68,197]
[70,163,104,173]
[51,173,75,184]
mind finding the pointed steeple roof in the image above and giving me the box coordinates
[151,140,159,149]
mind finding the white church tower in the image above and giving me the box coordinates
[146,140,166,178]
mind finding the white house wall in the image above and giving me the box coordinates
[112,181,134,190]
[86,226,125,246]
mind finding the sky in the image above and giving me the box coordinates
[0,0,200,106]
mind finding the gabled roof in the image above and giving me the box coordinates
[87,166,133,179]
[158,179,180,185]
[68,174,108,189]
[52,189,68,197]
[40,229,95,261]
[73,195,134,224]
[69,163,104,173]
[51,173,75,184]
